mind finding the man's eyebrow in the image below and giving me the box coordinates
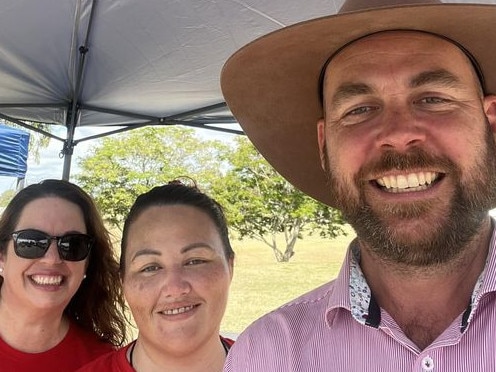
[132,248,161,262]
[409,69,461,89]
[330,83,373,110]
[326,70,464,111]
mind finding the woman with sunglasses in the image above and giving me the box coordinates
[78,179,235,372]
[0,179,128,371]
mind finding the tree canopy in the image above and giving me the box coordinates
[77,126,228,228]
[77,128,346,261]
[0,189,15,207]
[212,137,346,262]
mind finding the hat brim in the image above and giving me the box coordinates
[221,4,496,207]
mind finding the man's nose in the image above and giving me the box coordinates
[375,107,427,151]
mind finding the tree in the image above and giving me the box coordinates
[76,126,228,228]
[0,189,15,207]
[211,137,346,262]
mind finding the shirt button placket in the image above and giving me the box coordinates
[421,356,434,372]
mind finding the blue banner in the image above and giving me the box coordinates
[0,124,30,178]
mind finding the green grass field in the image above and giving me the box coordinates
[221,226,355,334]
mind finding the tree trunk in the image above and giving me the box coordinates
[270,230,300,262]
[266,220,303,262]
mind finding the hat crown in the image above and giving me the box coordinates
[222,0,496,207]
[339,0,441,13]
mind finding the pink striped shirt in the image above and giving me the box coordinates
[224,228,496,371]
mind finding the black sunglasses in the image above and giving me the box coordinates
[11,229,93,261]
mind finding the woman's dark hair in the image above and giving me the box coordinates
[0,179,128,346]
[120,179,234,273]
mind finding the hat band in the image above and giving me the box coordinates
[318,29,486,107]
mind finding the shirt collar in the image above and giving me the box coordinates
[325,219,496,331]
[463,217,496,329]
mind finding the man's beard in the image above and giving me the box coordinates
[323,122,496,267]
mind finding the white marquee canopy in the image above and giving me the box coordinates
[0,0,492,178]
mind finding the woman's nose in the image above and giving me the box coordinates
[162,267,191,298]
[40,239,63,263]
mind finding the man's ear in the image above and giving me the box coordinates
[484,95,496,133]
[317,118,327,171]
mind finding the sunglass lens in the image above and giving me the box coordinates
[15,230,49,259]
[58,235,92,261]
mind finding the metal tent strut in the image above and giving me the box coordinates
[62,0,98,180]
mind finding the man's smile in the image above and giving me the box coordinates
[375,171,441,193]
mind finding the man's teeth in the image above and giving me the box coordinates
[376,172,439,193]
[31,275,63,285]
[162,305,195,315]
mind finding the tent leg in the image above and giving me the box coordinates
[62,152,72,181]
[61,138,75,181]
[16,177,25,190]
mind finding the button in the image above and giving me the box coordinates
[421,356,434,371]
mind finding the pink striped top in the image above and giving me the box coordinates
[224,229,496,371]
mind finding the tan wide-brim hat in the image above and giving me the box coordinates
[221,0,496,208]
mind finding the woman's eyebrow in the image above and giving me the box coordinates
[181,243,215,254]
[131,248,161,262]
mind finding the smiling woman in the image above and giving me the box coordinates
[0,179,128,372]
[77,179,235,372]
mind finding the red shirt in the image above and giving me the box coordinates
[76,343,133,372]
[77,336,235,371]
[0,322,114,372]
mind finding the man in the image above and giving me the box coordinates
[221,0,496,370]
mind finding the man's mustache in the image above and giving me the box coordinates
[359,148,456,177]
